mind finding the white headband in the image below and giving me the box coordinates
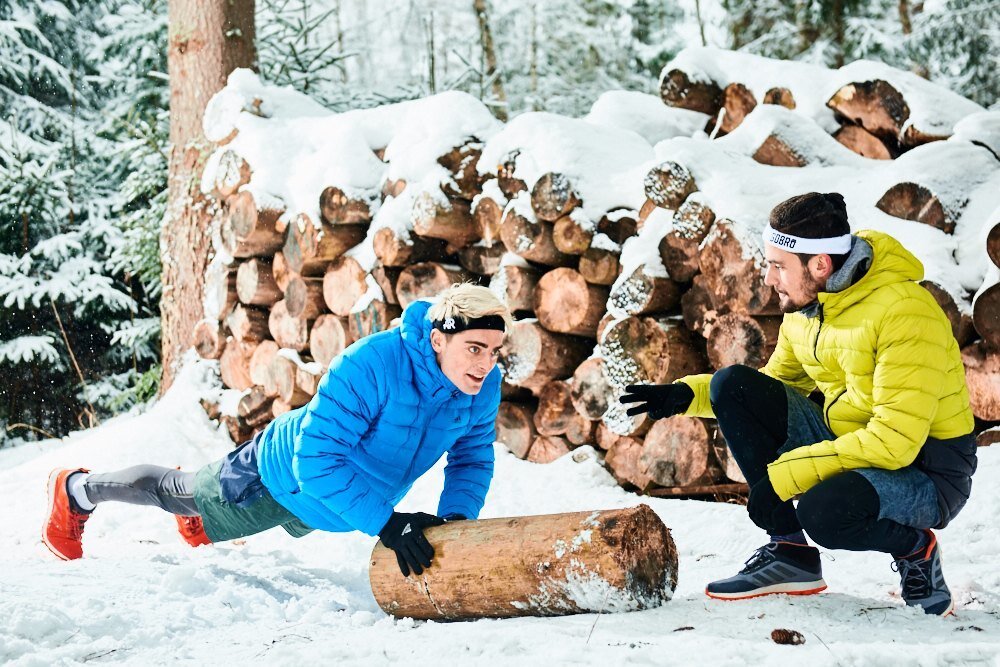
[762,227,852,255]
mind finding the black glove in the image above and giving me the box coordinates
[618,383,694,420]
[378,511,445,577]
[747,477,798,535]
[442,514,467,522]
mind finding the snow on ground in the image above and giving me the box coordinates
[2,360,1000,666]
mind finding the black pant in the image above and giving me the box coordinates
[711,365,922,556]
[84,465,200,516]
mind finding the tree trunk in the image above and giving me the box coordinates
[271,250,295,292]
[268,300,312,352]
[604,435,651,490]
[527,435,572,463]
[249,339,280,396]
[473,0,508,122]
[284,275,326,320]
[368,506,678,619]
[752,135,808,168]
[600,316,707,390]
[826,80,909,148]
[219,338,255,390]
[534,380,578,436]
[271,354,311,407]
[223,190,284,257]
[458,242,507,276]
[551,215,594,256]
[162,0,255,390]
[531,173,581,222]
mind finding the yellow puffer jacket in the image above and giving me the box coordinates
[679,230,974,501]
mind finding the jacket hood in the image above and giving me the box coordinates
[399,299,459,401]
[818,230,924,318]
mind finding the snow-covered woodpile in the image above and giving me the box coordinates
[195,47,1000,498]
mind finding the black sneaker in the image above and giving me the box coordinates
[892,530,954,616]
[706,541,827,600]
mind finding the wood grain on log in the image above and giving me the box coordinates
[322,255,369,316]
[752,135,807,167]
[473,194,505,245]
[320,186,373,225]
[372,264,401,305]
[600,316,707,390]
[496,401,538,459]
[681,274,716,336]
[296,365,322,397]
[349,299,402,340]
[271,251,294,292]
[579,246,621,286]
[977,428,1000,448]
[500,204,574,267]
[833,124,894,160]
[711,82,756,135]
[641,417,713,487]
[552,215,594,255]
[226,304,269,344]
[285,275,326,320]
[458,242,506,276]
[644,162,697,210]
[660,68,722,116]
[763,87,795,109]
[249,339,280,397]
[527,435,572,463]
[535,268,609,337]
[605,435,651,490]
[496,150,527,199]
[372,227,449,267]
[193,320,225,359]
[438,142,484,201]
[706,312,780,370]
[271,354,311,407]
[224,190,284,257]
[213,150,252,198]
[699,220,779,315]
[710,423,747,484]
[236,258,281,306]
[876,183,952,234]
[988,223,1000,270]
[368,506,677,619]
[564,415,596,447]
[237,385,274,429]
[608,265,681,317]
[962,342,1000,421]
[412,192,478,248]
[396,262,470,308]
[205,263,238,322]
[531,173,581,222]
[596,210,638,246]
[827,80,909,146]
[570,357,612,421]
[219,338,255,390]
[490,263,541,314]
[659,199,715,283]
[283,215,367,276]
[309,313,354,368]
[500,320,592,395]
[534,380,577,436]
[268,299,311,352]
[595,422,620,451]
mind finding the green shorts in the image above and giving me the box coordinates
[192,459,313,543]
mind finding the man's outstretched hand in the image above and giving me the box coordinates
[618,383,694,420]
[378,511,445,577]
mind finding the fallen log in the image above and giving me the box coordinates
[600,316,707,390]
[607,265,681,317]
[296,364,322,397]
[285,275,326,320]
[534,268,609,337]
[372,227,450,267]
[977,427,1000,448]
[458,242,506,276]
[348,299,402,339]
[699,220,779,315]
[826,80,909,147]
[496,150,527,199]
[225,304,270,344]
[659,68,722,116]
[372,264,401,306]
[219,338,255,391]
[988,222,1000,269]
[223,191,284,258]
[641,416,714,487]
[212,150,251,198]
[271,353,311,407]
[710,82,756,135]
[473,193,505,245]
[438,142,484,201]
[237,385,274,430]
[268,300,311,352]
[552,215,594,256]
[752,135,808,168]
[564,414,596,447]
[271,251,295,292]
[249,340,280,397]
[204,262,238,322]
[489,262,541,314]
[605,435,651,490]
[596,210,638,246]
[762,87,795,109]
[193,320,225,360]
[876,183,952,234]
[681,274,716,336]
[579,244,622,286]
[973,278,1000,350]
[369,506,678,620]
[500,202,574,267]
[221,414,255,445]
[833,124,894,160]
[534,380,577,436]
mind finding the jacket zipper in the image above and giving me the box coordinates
[825,389,845,428]
[813,303,824,363]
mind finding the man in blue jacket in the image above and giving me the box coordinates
[44,284,512,577]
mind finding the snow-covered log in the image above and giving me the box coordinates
[534,268,609,337]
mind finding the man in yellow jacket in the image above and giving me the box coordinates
[621,192,976,616]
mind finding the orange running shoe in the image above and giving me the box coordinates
[175,514,211,547]
[43,468,92,561]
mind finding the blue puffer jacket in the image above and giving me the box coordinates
[256,300,501,536]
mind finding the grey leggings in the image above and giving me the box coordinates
[84,465,200,516]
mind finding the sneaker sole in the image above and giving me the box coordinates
[42,469,73,561]
[706,579,828,600]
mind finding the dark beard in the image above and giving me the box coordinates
[777,274,825,313]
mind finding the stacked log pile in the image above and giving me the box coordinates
[195,56,999,503]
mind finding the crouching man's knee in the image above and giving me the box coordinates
[796,472,880,551]
[708,364,758,409]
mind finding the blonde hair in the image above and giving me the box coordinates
[427,283,515,331]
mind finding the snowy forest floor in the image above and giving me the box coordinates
[2,361,1000,666]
